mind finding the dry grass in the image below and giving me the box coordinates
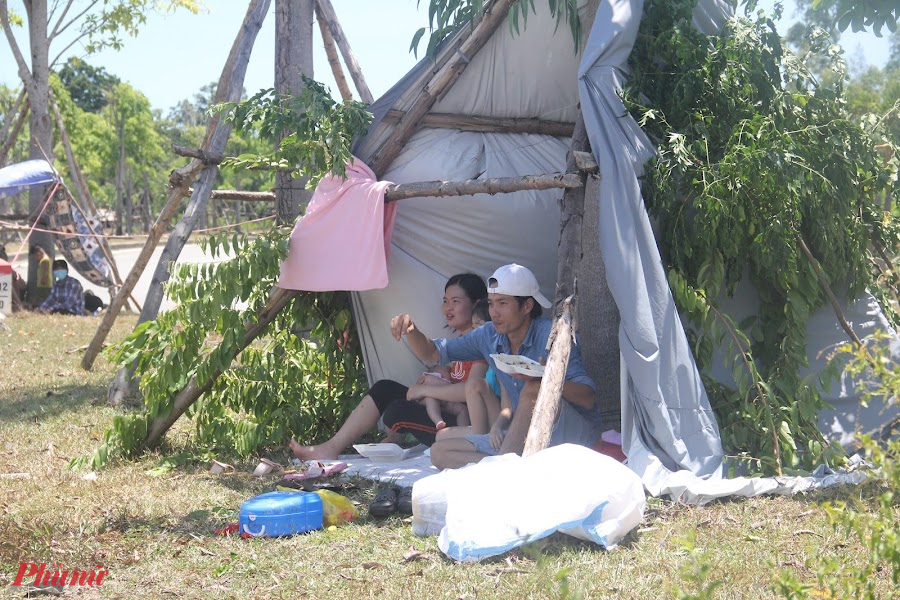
[0,312,894,599]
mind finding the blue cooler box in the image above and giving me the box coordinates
[239,490,323,537]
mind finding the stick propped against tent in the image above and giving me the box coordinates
[81,0,272,374]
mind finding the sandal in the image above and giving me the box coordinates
[369,486,399,518]
[397,487,413,515]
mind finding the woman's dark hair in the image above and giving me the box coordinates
[515,296,543,319]
[445,273,487,303]
[472,298,491,323]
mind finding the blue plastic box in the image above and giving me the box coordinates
[239,490,323,537]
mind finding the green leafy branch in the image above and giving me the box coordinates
[626,0,899,474]
[76,228,367,469]
[213,76,373,186]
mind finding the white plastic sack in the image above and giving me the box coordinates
[423,444,645,562]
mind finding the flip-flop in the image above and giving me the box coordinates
[396,487,413,515]
[369,486,399,518]
[283,461,348,480]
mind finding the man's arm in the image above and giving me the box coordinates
[561,380,596,410]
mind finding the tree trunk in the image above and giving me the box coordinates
[141,172,151,233]
[274,0,314,224]
[124,165,134,235]
[24,0,55,302]
[115,118,125,236]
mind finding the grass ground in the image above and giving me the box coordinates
[0,312,895,599]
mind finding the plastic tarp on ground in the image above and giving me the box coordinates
[0,159,59,199]
[348,0,896,504]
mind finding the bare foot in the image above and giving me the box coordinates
[289,437,339,460]
[382,430,404,444]
[435,420,446,431]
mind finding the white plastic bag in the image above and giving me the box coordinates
[430,444,645,562]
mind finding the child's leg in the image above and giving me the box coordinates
[465,378,500,434]
[422,397,446,430]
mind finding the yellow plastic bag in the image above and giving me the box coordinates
[315,490,358,526]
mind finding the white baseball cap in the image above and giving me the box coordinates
[487,264,552,308]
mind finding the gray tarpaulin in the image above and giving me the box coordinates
[577,0,724,477]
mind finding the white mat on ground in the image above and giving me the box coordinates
[337,451,439,488]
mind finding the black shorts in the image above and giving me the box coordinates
[367,379,457,446]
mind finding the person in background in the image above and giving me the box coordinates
[36,259,84,316]
[83,289,106,315]
[29,245,52,307]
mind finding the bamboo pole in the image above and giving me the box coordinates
[315,2,353,102]
[82,0,272,373]
[368,0,518,176]
[523,296,574,456]
[381,109,575,137]
[140,286,295,450]
[314,0,374,104]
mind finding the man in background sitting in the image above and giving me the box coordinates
[36,259,84,316]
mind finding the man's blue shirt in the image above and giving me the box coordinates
[434,318,600,427]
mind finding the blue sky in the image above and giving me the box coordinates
[0,1,893,113]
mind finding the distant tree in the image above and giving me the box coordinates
[807,0,899,35]
[0,0,198,298]
[57,56,120,113]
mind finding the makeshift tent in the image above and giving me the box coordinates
[0,159,113,287]
[346,0,899,500]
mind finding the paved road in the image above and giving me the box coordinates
[12,242,230,313]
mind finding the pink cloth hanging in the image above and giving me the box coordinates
[277,158,396,291]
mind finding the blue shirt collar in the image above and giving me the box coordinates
[494,318,539,355]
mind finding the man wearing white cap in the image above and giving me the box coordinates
[390,264,601,469]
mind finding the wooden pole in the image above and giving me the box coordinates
[204,172,582,203]
[82,0,272,373]
[554,114,590,304]
[81,164,198,371]
[140,286,295,450]
[382,109,575,137]
[315,2,353,102]
[384,172,581,201]
[368,0,518,176]
[314,0,374,104]
[523,296,574,457]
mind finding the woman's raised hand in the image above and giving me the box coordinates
[390,314,416,341]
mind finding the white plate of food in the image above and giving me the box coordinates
[489,353,545,377]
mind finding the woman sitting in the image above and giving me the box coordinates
[290,273,488,460]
